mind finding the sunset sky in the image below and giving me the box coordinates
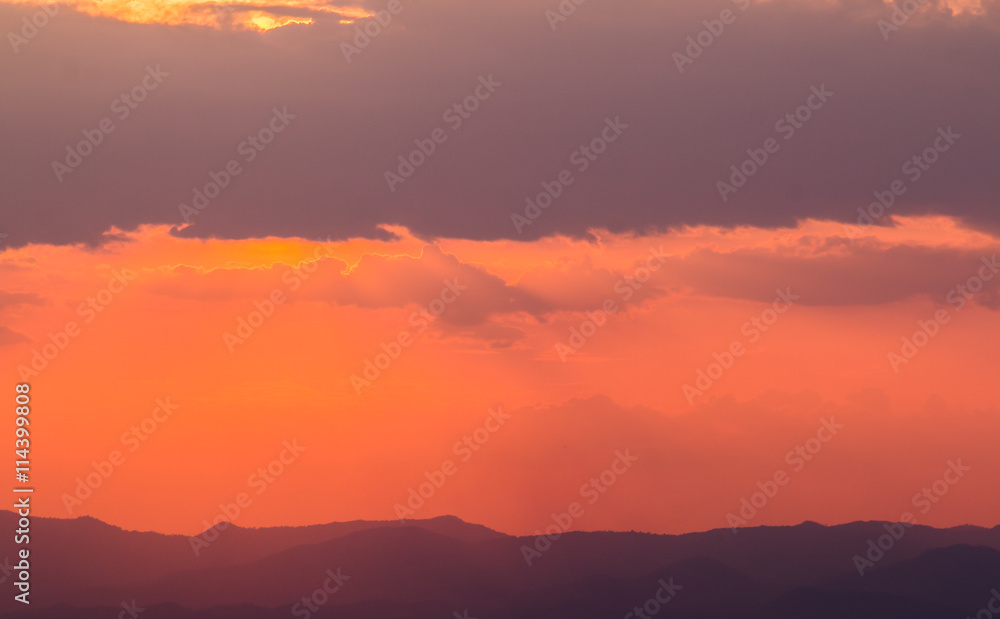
[1,0,998,537]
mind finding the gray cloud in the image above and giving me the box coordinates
[0,290,45,309]
[0,0,997,247]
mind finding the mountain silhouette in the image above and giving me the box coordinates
[1,512,998,618]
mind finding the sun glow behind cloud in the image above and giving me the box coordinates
[0,0,988,32]
[3,0,373,30]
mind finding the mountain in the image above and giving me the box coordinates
[840,544,1000,609]
[0,510,501,597]
[1,512,998,618]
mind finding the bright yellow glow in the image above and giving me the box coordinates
[244,11,312,31]
[2,0,373,31]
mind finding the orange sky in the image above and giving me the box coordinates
[2,216,998,535]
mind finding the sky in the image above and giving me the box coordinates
[1,0,998,536]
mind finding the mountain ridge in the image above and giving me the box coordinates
[2,513,998,618]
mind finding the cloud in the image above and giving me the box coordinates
[0,0,997,247]
[0,327,30,346]
[671,244,1000,309]
[0,290,45,309]
[146,244,540,324]
[137,222,1000,333]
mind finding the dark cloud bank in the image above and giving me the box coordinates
[0,0,997,247]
